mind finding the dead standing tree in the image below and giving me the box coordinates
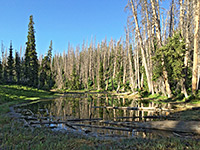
[129,0,153,94]
[54,54,64,89]
[192,0,200,93]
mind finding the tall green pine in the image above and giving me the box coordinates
[70,63,80,90]
[39,41,54,89]
[47,40,54,88]
[7,41,14,83]
[25,15,38,87]
[15,52,21,84]
[0,60,2,83]
[39,59,47,88]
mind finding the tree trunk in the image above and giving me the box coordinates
[179,0,189,98]
[130,0,152,93]
[128,46,135,92]
[179,0,184,36]
[192,0,200,93]
[136,44,140,89]
[97,44,101,90]
[169,0,175,37]
[144,0,154,94]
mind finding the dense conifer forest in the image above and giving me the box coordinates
[0,0,200,99]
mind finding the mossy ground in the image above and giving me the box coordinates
[0,85,200,149]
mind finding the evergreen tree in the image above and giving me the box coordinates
[47,40,54,88]
[47,40,52,60]
[0,60,2,83]
[15,52,21,84]
[99,61,104,90]
[24,15,38,87]
[69,63,80,90]
[115,44,123,91]
[20,57,25,85]
[153,32,187,93]
[3,64,8,83]
[39,58,47,88]
[39,41,54,89]
[7,41,14,83]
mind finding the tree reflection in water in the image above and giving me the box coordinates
[17,93,173,138]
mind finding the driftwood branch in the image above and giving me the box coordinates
[29,121,77,130]
[28,119,200,134]
[128,121,200,134]
[63,123,132,132]
[29,120,131,131]
[98,120,200,134]
[115,116,175,119]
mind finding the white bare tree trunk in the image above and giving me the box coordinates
[192,0,200,93]
[130,0,153,93]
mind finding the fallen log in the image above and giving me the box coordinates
[115,115,175,120]
[129,121,200,134]
[98,120,200,134]
[20,115,38,120]
[29,120,131,131]
[64,118,102,122]
[29,120,200,134]
[29,120,77,130]
[68,123,132,132]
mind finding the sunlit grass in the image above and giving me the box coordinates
[0,84,58,99]
[0,84,59,115]
[147,94,168,100]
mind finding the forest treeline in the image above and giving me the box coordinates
[0,0,199,98]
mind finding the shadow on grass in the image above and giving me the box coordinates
[169,107,200,121]
[0,85,57,105]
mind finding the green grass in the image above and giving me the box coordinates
[146,94,168,100]
[64,89,106,93]
[0,84,60,115]
[0,85,200,149]
[141,91,200,105]
[0,85,59,102]
[1,119,200,150]
[171,109,200,121]
[0,85,57,101]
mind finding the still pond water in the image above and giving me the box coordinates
[16,93,174,139]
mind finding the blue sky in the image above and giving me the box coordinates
[0,0,128,56]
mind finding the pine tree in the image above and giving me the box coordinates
[15,52,21,84]
[7,41,14,83]
[39,58,47,88]
[3,64,8,83]
[0,60,2,83]
[24,15,38,87]
[39,41,54,89]
[47,40,52,60]
[70,63,80,90]
[20,57,25,84]
[47,40,54,88]
[99,61,104,90]
[153,32,186,94]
